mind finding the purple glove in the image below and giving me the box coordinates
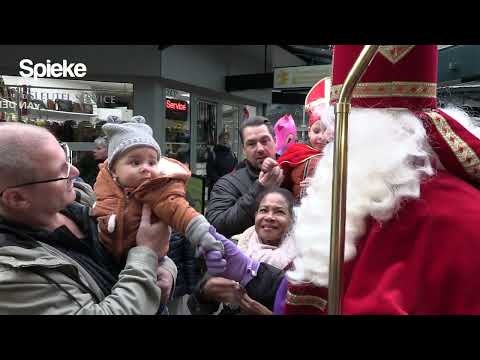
[202,226,260,287]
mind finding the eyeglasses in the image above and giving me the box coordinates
[0,142,73,197]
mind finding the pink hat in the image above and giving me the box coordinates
[274,114,297,155]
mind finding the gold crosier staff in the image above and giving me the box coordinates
[328,45,380,315]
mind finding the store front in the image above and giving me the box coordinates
[164,88,191,164]
[0,75,134,169]
[161,86,259,176]
[160,87,260,210]
[0,75,262,211]
[0,44,276,214]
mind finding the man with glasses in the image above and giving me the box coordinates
[0,142,73,197]
[0,122,177,315]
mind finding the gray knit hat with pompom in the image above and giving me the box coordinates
[102,122,161,169]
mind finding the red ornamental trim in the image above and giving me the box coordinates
[331,82,437,101]
[427,111,480,181]
[285,290,327,311]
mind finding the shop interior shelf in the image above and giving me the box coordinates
[33,108,97,117]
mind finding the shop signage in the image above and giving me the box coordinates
[166,99,187,111]
[165,98,188,121]
[274,65,331,89]
[19,59,87,79]
[0,99,40,110]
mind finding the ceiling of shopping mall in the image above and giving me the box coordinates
[158,45,333,66]
[276,45,332,65]
[159,45,452,68]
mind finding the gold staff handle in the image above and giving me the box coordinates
[328,45,380,315]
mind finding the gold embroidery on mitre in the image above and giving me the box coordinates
[378,45,416,64]
[286,290,327,311]
[330,81,437,101]
[426,111,480,182]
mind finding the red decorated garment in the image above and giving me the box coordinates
[284,171,480,314]
[278,143,323,201]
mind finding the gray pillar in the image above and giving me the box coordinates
[133,79,165,152]
[190,93,199,174]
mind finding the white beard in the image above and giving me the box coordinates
[441,106,480,139]
[287,108,436,287]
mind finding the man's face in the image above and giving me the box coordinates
[221,133,230,146]
[242,125,276,170]
[24,136,80,213]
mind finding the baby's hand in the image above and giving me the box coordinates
[185,215,225,257]
[261,157,278,173]
[300,177,313,189]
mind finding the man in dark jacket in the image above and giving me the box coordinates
[206,131,237,199]
[206,116,284,238]
[0,123,176,314]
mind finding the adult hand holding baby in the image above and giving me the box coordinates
[136,204,171,257]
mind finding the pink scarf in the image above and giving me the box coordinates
[234,226,296,270]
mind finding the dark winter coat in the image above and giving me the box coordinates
[76,153,102,187]
[167,231,202,298]
[206,145,237,196]
[206,161,267,238]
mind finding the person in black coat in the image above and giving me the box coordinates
[76,136,108,186]
[166,231,202,313]
[206,131,237,198]
[166,194,203,315]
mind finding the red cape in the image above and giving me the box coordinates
[283,171,480,314]
[277,143,322,172]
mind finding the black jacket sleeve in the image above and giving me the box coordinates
[206,174,265,238]
[187,263,285,314]
[245,263,285,310]
[182,234,201,294]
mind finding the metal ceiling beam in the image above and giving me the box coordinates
[225,73,273,92]
[277,45,332,65]
[289,45,332,59]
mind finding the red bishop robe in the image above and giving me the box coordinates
[283,170,480,314]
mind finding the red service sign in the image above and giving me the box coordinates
[165,98,188,121]
[166,99,187,111]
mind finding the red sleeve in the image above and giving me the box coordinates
[343,172,480,314]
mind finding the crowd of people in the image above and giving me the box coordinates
[2,45,480,315]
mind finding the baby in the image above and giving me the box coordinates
[92,120,223,263]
